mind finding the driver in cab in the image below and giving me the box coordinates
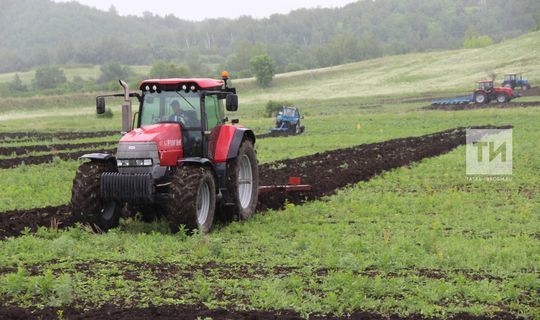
[169,100,189,125]
[169,100,199,127]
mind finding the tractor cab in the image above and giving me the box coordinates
[137,80,229,158]
[476,80,494,91]
[504,73,517,82]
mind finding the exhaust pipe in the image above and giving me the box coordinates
[119,80,132,135]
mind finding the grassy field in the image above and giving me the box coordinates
[0,31,539,131]
[0,110,538,317]
[0,32,539,318]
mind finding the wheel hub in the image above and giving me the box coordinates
[238,154,253,209]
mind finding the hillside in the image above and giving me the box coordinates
[0,0,539,75]
[236,31,540,105]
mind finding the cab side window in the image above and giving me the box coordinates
[205,95,222,129]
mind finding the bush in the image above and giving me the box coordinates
[463,35,494,49]
[97,62,131,84]
[32,66,67,89]
[250,54,275,88]
[149,60,190,78]
[264,100,293,118]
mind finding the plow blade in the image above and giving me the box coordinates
[258,184,312,193]
[431,95,473,105]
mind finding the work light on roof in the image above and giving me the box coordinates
[182,85,187,90]
[145,85,150,91]
[152,85,158,91]
[190,85,196,91]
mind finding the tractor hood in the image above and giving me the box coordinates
[494,87,514,96]
[120,124,183,166]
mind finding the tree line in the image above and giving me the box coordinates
[0,0,539,79]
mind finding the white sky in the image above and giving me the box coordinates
[52,0,356,21]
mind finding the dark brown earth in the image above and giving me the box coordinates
[0,131,118,143]
[0,125,521,319]
[0,141,117,156]
[422,101,540,111]
[257,125,511,210]
[0,148,116,169]
[0,125,510,239]
[0,304,522,320]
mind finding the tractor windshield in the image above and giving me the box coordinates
[139,91,225,130]
[140,91,201,128]
[283,107,296,117]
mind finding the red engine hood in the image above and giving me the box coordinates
[494,87,513,95]
[120,124,183,165]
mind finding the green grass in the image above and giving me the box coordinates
[0,118,538,317]
[0,65,152,86]
[0,31,539,318]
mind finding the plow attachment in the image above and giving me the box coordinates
[258,176,311,194]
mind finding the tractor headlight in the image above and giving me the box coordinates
[117,159,130,167]
[117,159,153,167]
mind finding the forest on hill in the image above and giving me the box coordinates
[1,0,539,75]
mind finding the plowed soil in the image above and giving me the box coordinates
[0,125,521,319]
[0,142,117,156]
[0,304,521,320]
[0,125,510,239]
[422,101,540,111]
[257,125,510,210]
[0,148,116,169]
[0,131,118,143]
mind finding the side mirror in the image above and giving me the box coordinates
[226,94,238,111]
[96,96,105,114]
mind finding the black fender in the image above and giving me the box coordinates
[226,128,256,160]
[179,157,221,194]
[80,153,116,162]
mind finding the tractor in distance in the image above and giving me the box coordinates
[270,106,304,135]
[502,73,531,91]
[473,80,516,104]
[71,72,260,233]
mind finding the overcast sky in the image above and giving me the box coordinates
[52,0,355,21]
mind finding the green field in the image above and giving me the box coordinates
[0,32,539,319]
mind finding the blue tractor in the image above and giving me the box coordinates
[270,106,304,135]
[502,73,531,91]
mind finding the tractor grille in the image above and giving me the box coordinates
[101,172,154,203]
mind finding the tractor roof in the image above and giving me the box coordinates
[477,80,493,83]
[139,78,224,90]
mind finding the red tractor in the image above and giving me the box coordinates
[71,72,259,233]
[473,80,515,104]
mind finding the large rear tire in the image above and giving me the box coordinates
[225,140,259,220]
[71,161,121,231]
[167,165,216,233]
[474,92,487,104]
[496,93,508,104]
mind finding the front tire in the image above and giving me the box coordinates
[71,161,121,231]
[167,166,216,233]
[225,140,259,220]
